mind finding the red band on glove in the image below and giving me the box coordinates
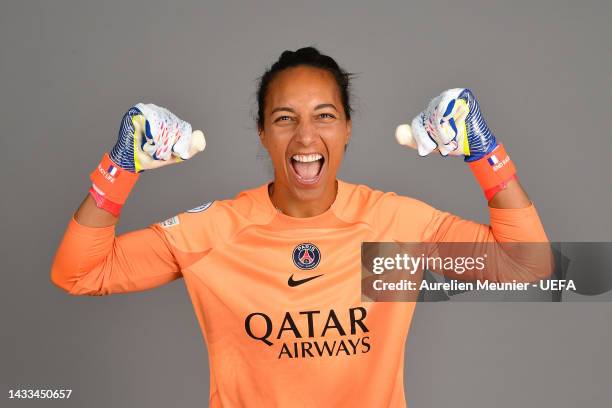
[468,144,518,201]
[89,153,139,215]
[88,185,123,216]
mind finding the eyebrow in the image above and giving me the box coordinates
[270,103,339,115]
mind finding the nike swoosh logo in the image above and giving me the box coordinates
[288,274,324,287]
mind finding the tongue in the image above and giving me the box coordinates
[293,159,322,180]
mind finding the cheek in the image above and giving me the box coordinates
[264,134,289,163]
[322,126,349,153]
[323,141,347,170]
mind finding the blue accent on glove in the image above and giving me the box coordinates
[460,89,498,162]
[109,106,144,173]
[443,99,456,117]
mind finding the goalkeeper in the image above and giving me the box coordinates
[51,47,550,407]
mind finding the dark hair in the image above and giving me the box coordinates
[256,46,354,131]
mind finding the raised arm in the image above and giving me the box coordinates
[393,89,552,282]
[50,103,206,295]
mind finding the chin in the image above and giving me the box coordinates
[290,179,330,202]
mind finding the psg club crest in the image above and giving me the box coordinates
[292,243,321,270]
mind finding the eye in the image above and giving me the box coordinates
[274,115,294,122]
[319,113,336,119]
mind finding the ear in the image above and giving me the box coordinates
[345,119,352,145]
[258,129,266,147]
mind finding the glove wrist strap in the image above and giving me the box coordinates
[89,153,140,216]
[468,143,517,200]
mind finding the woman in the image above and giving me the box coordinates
[51,47,549,407]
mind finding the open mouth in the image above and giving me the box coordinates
[289,153,325,185]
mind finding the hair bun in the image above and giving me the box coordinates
[279,47,321,64]
[279,50,295,62]
[295,47,320,58]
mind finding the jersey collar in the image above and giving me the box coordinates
[251,179,354,228]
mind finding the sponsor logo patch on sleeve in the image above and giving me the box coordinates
[159,215,180,228]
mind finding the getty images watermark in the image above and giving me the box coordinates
[361,242,612,302]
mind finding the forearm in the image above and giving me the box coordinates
[483,178,551,281]
[488,178,531,209]
[75,194,119,228]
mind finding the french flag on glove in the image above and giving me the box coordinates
[468,144,517,200]
[90,153,140,215]
[487,155,500,166]
[107,164,118,177]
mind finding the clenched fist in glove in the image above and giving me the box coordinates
[89,103,206,215]
[396,88,517,200]
[109,103,205,173]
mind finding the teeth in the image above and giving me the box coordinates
[292,153,323,163]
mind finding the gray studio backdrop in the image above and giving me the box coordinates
[2,0,611,407]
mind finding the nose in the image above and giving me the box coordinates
[294,117,317,147]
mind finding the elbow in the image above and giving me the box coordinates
[50,262,78,295]
[519,243,556,283]
[493,241,555,284]
[50,258,109,296]
[50,253,95,295]
[536,245,555,281]
[49,219,112,296]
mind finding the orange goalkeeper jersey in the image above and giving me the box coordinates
[51,180,549,407]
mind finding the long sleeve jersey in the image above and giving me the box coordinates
[50,180,549,407]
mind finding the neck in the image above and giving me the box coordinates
[269,180,338,218]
